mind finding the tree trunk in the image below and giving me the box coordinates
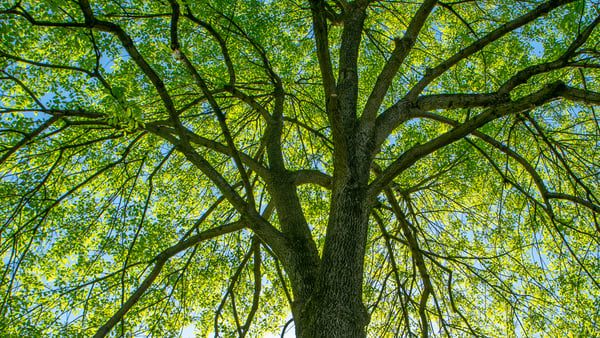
[287,136,374,337]
[298,178,372,337]
[292,4,372,334]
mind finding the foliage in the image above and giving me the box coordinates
[1,0,600,337]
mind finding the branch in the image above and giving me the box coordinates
[438,2,479,38]
[360,0,438,124]
[375,92,503,147]
[167,0,255,209]
[142,122,290,263]
[1,71,46,109]
[284,116,333,149]
[93,221,247,338]
[369,81,567,197]
[291,169,332,189]
[522,111,600,205]
[187,136,268,181]
[0,49,92,76]
[374,4,595,149]
[498,14,600,95]
[215,8,282,88]
[225,85,273,122]
[380,183,434,338]
[336,2,367,123]
[76,0,181,128]
[372,211,405,313]
[0,46,114,95]
[0,116,61,166]
[415,111,600,216]
[1,3,87,28]
[143,123,270,182]
[308,0,336,99]
[558,85,600,105]
[214,246,254,337]
[184,10,236,85]
[547,193,600,214]
[240,238,262,337]
[405,0,576,101]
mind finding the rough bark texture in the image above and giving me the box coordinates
[290,3,375,336]
[302,186,372,337]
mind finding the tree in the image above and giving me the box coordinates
[1,0,600,336]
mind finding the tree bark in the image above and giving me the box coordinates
[298,182,371,337]
[296,125,374,337]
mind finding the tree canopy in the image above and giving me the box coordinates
[1,0,600,336]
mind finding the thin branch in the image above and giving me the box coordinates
[0,116,61,166]
[93,221,247,338]
[214,245,254,337]
[240,237,262,337]
[168,0,256,209]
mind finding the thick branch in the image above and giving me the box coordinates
[405,0,576,101]
[291,169,332,189]
[369,81,567,197]
[373,8,598,149]
[499,15,600,95]
[143,123,270,181]
[309,0,336,99]
[76,0,181,129]
[558,85,600,105]
[360,0,437,124]
[375,92,503,148]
